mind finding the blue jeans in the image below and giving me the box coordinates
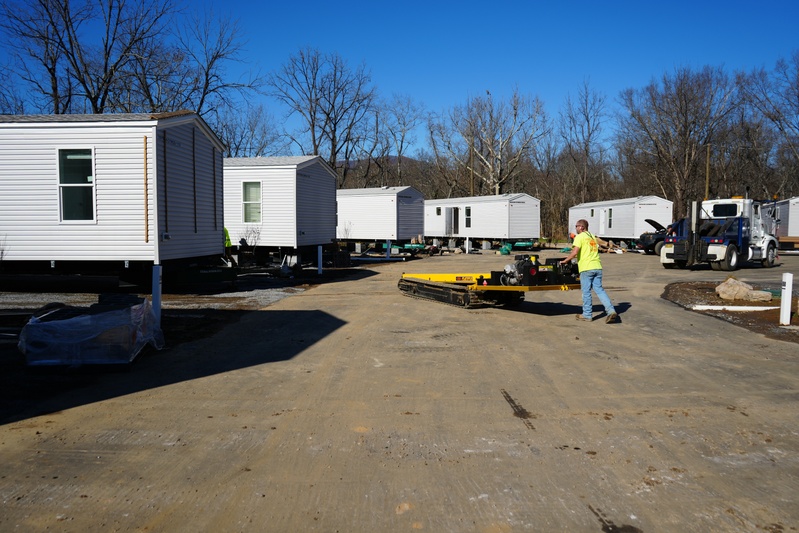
[580,269,616,318]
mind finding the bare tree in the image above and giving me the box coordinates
[559,80,610,203]
[618,66,739,217]
[737,51,799,196]
[110,36,188,113]
[382,93,425,184]
[0,0,78,113]
[172,9,262,117]
[426,118,468,198]
[60,0,175,113]
[105,6,262,119]
[214,103,282,158]
[0,66,26,114]
[526,123,573,241]
[429,89,548,196]
[0,0,176,114]
[711,106,778,198]
[269,47,323,154]
[267,47,377,186]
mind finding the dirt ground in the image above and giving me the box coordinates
[4,258,796,353]
[662,280,799,344]
[125,267,799,349]
[1,250,798,532]
[158,265,799,348]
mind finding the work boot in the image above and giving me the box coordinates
[605,312,619,323]
[576,315,592,322]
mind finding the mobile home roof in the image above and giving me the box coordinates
[426,193,535,204]
[0,110,225,151]
[570,195,669,208]
[337,186,421,197]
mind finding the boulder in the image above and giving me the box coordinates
[715,277,773,302]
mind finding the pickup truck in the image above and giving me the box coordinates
[637,219,668,255]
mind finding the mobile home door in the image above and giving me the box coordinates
[445,207,459,235]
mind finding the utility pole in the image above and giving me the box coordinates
[704,144,711,200]
[470,145,474,196]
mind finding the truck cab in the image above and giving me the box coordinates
[661,197,778,271]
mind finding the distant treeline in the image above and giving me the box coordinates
[0,1,796,241]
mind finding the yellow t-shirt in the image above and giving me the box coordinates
[573,231,602,272]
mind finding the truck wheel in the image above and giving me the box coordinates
[710,261,722,271]
[721,245,739,271]
[654,241,664,256]
[761,243,777,268]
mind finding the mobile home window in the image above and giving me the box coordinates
[608,208,613,228]
[58,148,95,221]
[242,182,261,223]
[436,207,441,215]
[465,206,472,228]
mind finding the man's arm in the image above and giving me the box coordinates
[560,245,580,264]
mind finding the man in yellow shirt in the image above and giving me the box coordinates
[559,219,619,323]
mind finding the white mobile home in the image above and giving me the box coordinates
[0,111,225,280]
[424,194,540,242]
[775,196,799,250]
[223,156,337,254]
[336,186,424,242]
[568,196,673,241]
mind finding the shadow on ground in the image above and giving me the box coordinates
[0,268,374,426]
[0,308,346,425]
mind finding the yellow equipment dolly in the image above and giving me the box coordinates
[398,255,580,308]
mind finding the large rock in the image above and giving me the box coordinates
[715,277,773,302]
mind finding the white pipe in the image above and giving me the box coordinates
[780,272,794,326]
[692,305,779,312]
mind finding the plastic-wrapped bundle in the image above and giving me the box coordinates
[18,299,164,366]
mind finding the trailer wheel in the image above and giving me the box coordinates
[710,261,722,271]
[721,245,739,271]
[761,243,777,268]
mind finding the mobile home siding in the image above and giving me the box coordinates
[223,156,337,249]
[337,193,396,240]
[509,199,539,238]
[424,194,540,240]
[568,196,673,240]
[0,112,224,265]
[157,121,224,261]
[296,161,337,246]
[0,122,157,261]
[222,165,295,248]
[775,197,799,248]
[397,190,425,240]
[264,167,298,247]
[336,187,424,241]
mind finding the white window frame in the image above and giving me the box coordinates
[242,181,262,223]
[57,147,97,224]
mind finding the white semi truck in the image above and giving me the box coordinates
[660,197,779,271]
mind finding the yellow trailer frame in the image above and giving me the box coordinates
[399,271,580,308]
[400,272,580,292]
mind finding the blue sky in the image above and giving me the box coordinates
[230,0,798,124]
